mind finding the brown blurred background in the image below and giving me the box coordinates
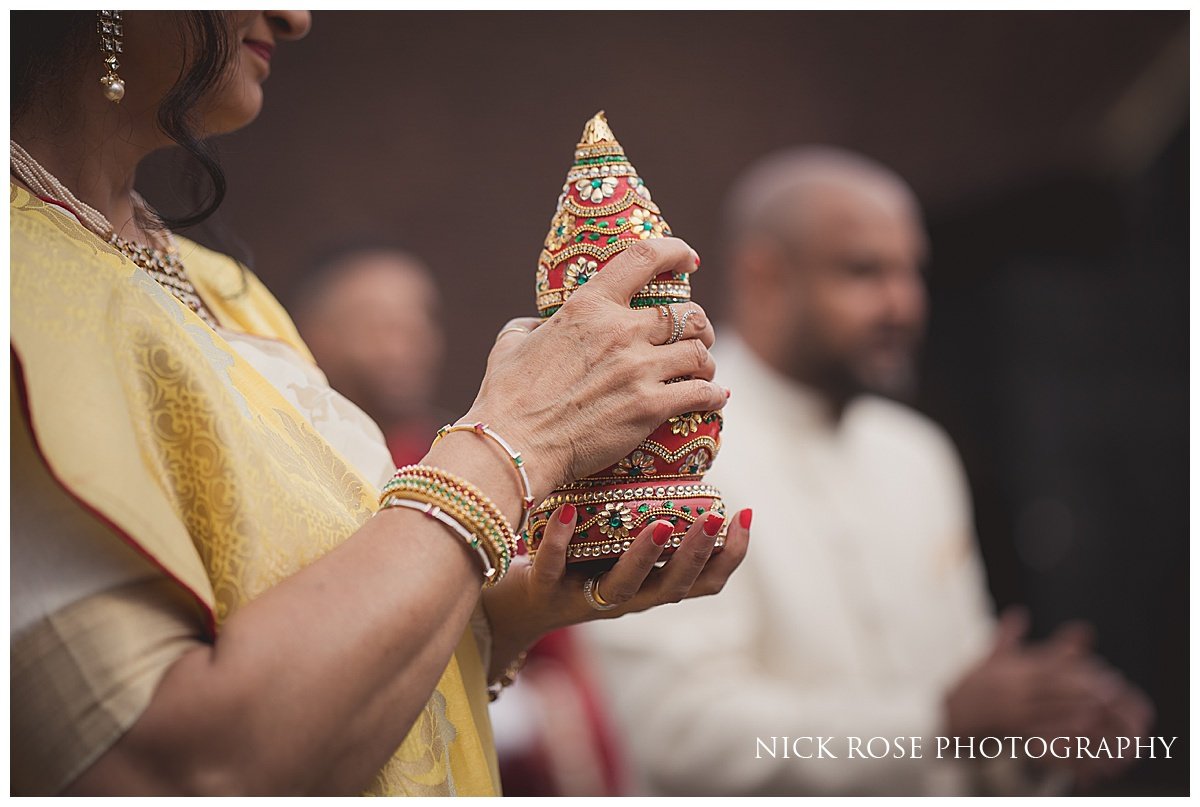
[146,10,1188,795]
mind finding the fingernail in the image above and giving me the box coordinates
[725,387,732,399]
[703,513,724,536]
[739,508,753,530]
[652,521,673,546]
[693,252,702,268]
[559,503,576,524]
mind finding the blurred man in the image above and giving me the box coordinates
[290,245,446,465]
[580,147,1152,796]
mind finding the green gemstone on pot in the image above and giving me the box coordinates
[637,504,649,513]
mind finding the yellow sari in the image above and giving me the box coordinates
[9,185,499,795]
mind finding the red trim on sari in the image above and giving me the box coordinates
[11,345,218,639]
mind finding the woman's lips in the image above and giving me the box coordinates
[243,40,273,64]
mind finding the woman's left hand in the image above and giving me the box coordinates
[480,505,752,680]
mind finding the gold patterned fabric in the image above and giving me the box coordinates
[9,184,499,795]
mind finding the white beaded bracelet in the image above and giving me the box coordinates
[380,495,498,585]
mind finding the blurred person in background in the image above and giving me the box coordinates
[291,244,627,795]
[581,147,1153,796]
[290,245,449,465]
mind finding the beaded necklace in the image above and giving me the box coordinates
[10,140,220,329]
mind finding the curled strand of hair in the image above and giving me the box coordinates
[155,12,232,230]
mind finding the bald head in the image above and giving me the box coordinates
[292,248,445,427]
[726,147,922,254]
[723,147,929,406]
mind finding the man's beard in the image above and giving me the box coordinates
[790,349,919,406]
[854,355,919,402]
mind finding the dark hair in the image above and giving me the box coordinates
[11,11,234,229]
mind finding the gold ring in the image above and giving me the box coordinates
[583,573,618,611]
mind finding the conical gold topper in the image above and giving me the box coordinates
[536,111,692,318]
[528,112,726,566]
[579,110,616,144]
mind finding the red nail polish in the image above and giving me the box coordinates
[694,253,702,268]
[559,503,576,524]
[652,521,673,546]
[739,508,753,530]
[703,513,724,536]
[725,387,732,399]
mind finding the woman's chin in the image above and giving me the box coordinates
[202,85,264,136]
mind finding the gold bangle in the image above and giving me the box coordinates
[380,465,517,581]
[487,650,528,702]
[381,472,513,574]
[395,465,520,565]
[380,496,498,586]
[432,422,534,538]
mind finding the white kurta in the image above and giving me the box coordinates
[580,333,1051,795]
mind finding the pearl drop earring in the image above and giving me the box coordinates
[97,11,125,103]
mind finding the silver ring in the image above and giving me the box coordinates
[663,305,681,345]
[666,307,692,345]
[583,573,619,611]
[496,325,530,342]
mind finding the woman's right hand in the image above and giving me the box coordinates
[463,237,725,498]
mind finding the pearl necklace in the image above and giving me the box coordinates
[10,140,219,329]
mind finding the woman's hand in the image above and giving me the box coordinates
[481,505,752,681]
[462,238,724,498]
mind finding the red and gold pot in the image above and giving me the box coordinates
[528,112,727,565]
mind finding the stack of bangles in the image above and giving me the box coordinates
[431,422,535,537]
[379,464,520,587]
[377,422,533,589]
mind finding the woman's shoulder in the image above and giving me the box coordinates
[11,182,121,263]
[10,184,313,361]
[173,235,315,363]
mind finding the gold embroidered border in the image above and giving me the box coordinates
[634,435,721,464]
[527,523,729,561]
[575,143,626,158]
[562,191,661,219]
[531,483,723,514]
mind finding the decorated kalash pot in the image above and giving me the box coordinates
[527,111,727,568]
